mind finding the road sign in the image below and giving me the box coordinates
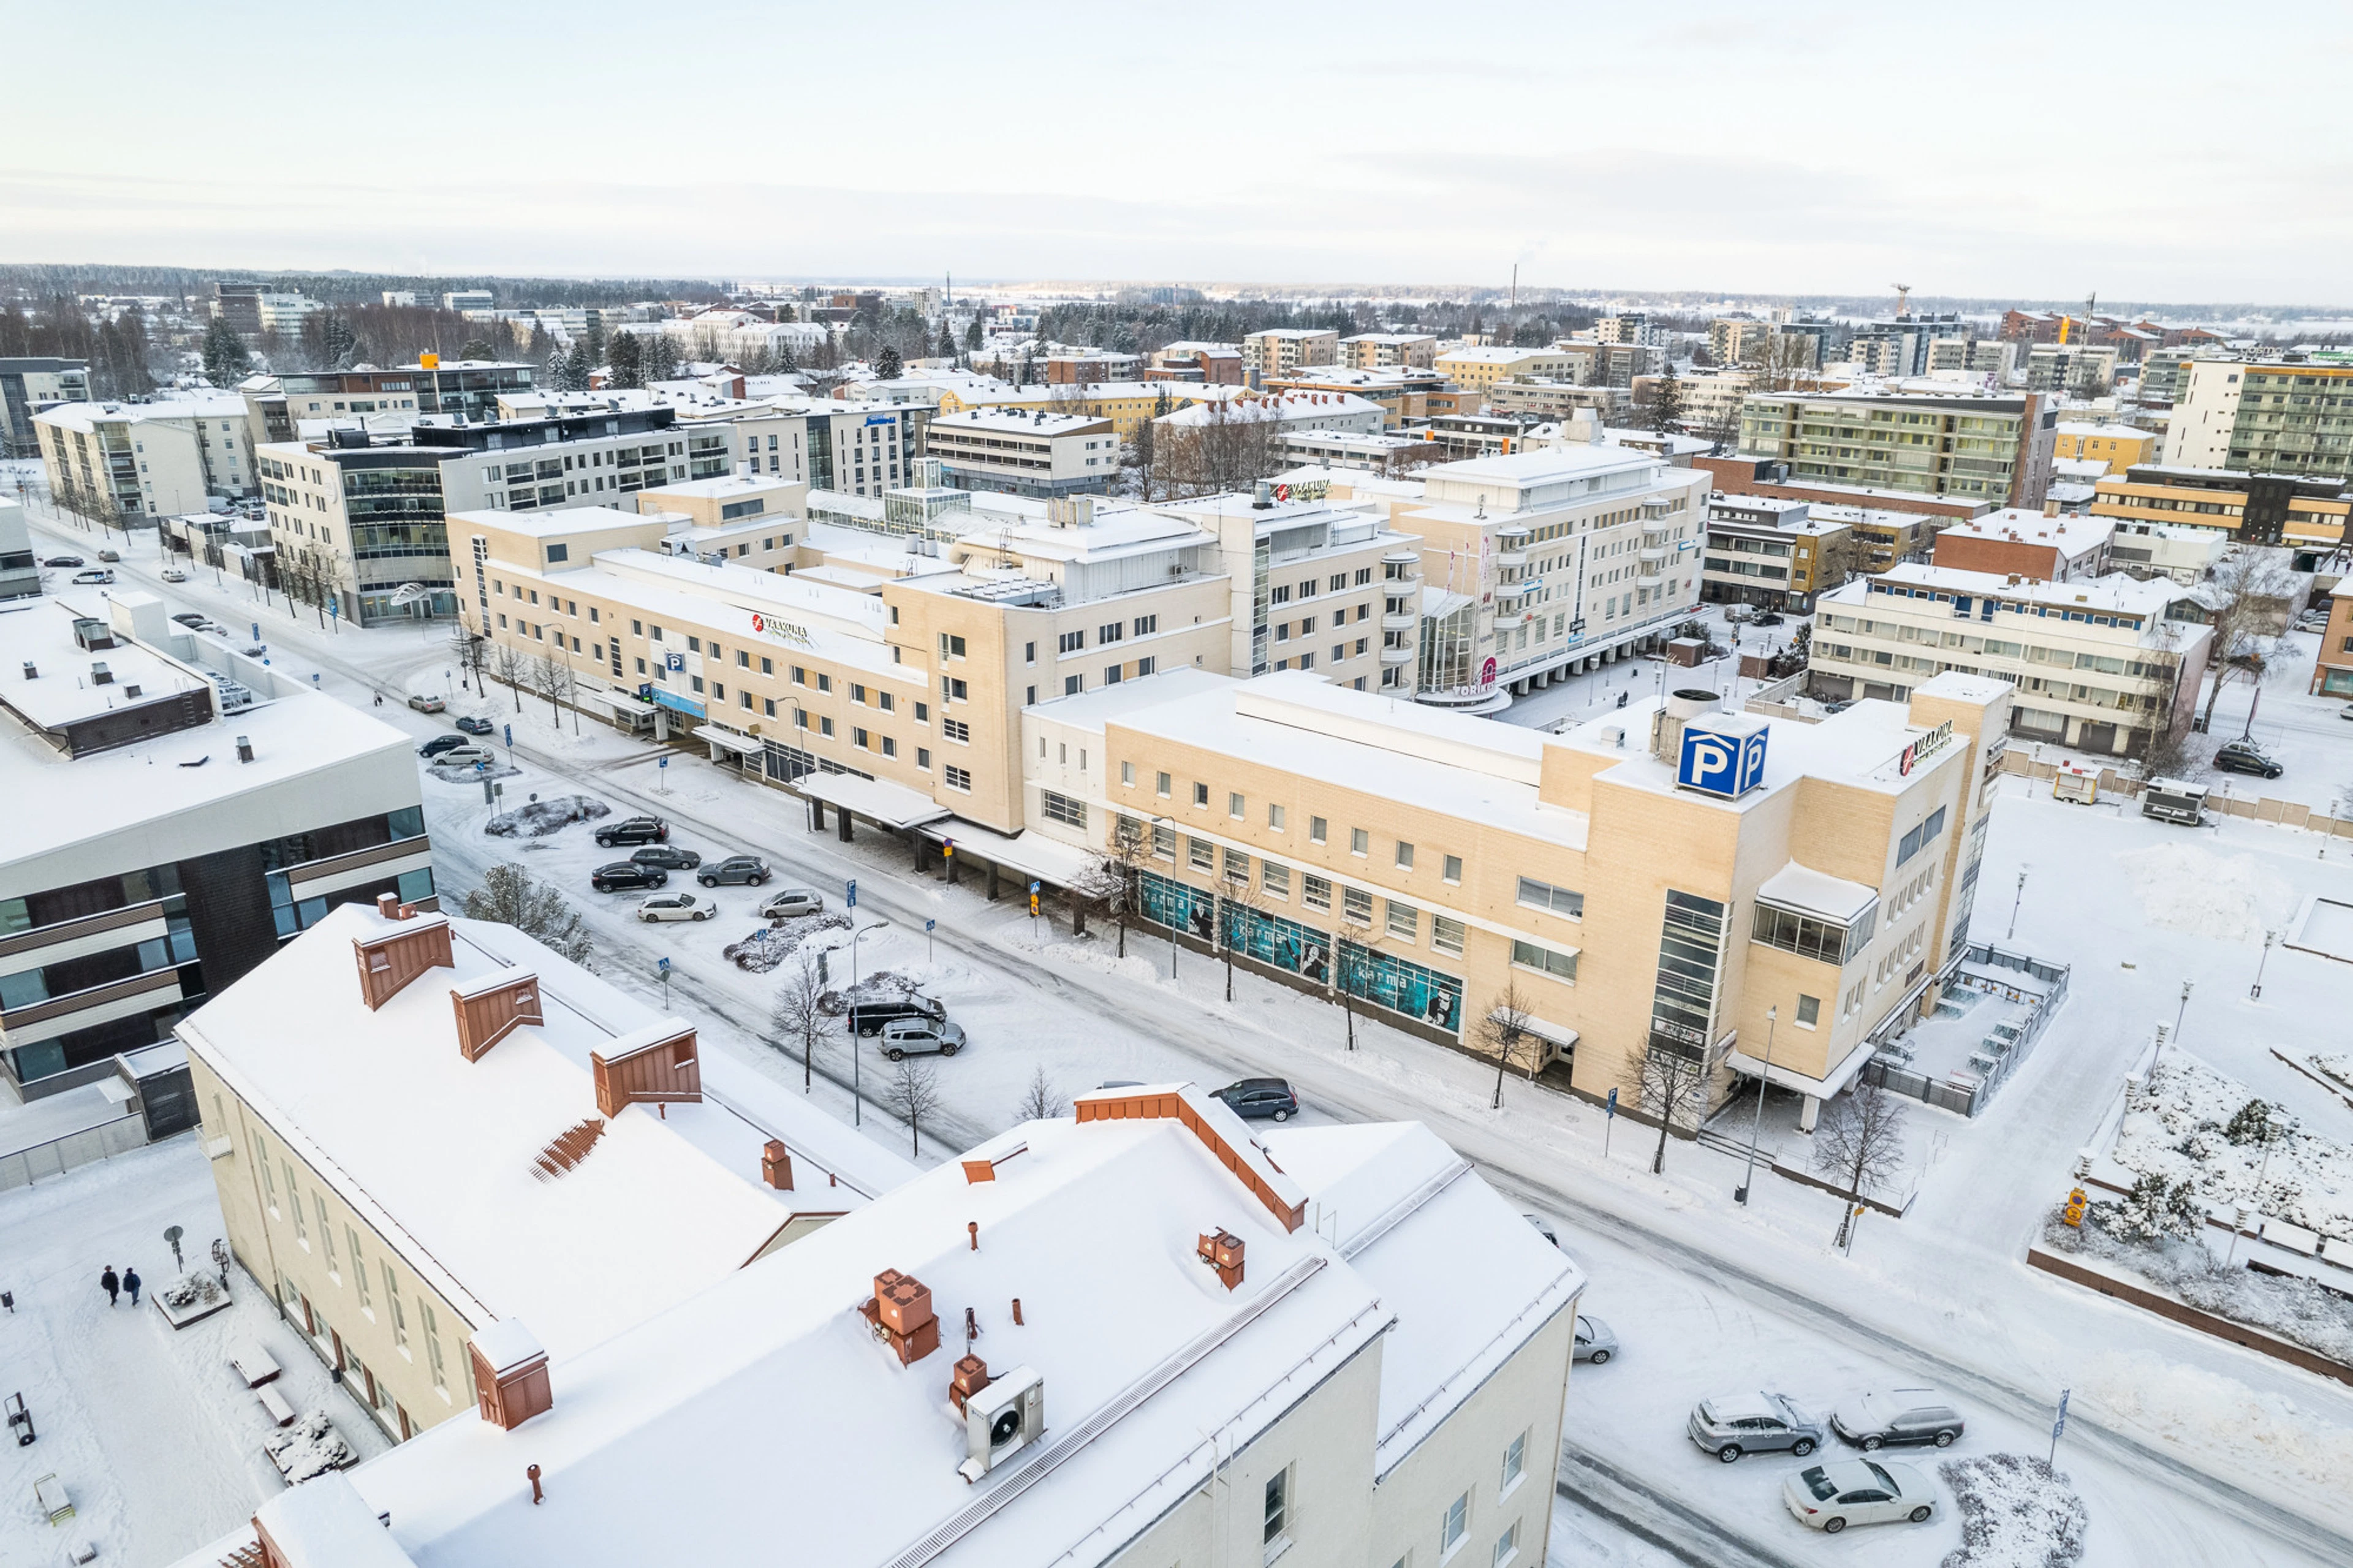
[328,598,339,620]
[1603,1085,1618,1159]
[1604,1086,1618,1118]
[925,918,936,933]
[942,839,954,859]
[846,879,858,909]
[657,957,671,975]
[1029,880,1041,895]
[251,622,259,642]
[504,723,513,748]
[2050,1387,2071,1462]
[658,756,668,768]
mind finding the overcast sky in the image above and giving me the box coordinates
[5,1,2346,305]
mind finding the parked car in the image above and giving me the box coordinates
[1784,1460,1935,1534]
[161,567,189,583]
[636,891,713,923]
[2342,703,2353,722]
[1573,1314,1616,1365]
[417,735,471,759]
[1751,610,1785,626]
[455,715,494,735]
[700,855,770,887]
[880,1018,966,1059]
[1523,1214,1560,1248]
[629,844,703,872]
[758,887,824,919]
[1831,1388,1963,1451]
[1686,1392,1824,1463]
[595,816,669,847]
[170,612,208,628]
[407,693,446,713]
[1211,1077,1298,1121]
[70,569,115,585]
[433,744,495,768]
[846,994,946,1036]
[591,862,667,893]
[2211,740,2283,779]
[42,555,84,569]
[97,549,121,563]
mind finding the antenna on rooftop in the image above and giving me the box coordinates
[1892,284,1912,319]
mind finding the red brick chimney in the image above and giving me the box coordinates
[949,1355,991,1415]
[352,912,455,1011]
[761,1139,794,1190]
[859,1269,940,1365]
[1198,1229,1245,1290]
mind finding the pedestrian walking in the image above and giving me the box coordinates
[123,1267,142,1307]
[100,1265,119,1307]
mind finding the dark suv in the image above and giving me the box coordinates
[596,816,669,847]
[631,844,703,871]
[2211,741,2282,779]
[846,994,947,1037]
[700,855,770,887]
[591,861,668,893]
[1211,1077,1298,1122]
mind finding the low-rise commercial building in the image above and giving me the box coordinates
[2103,520,2227,586]
[1145,341,1245,382]
[926,407,1119,498]
[1738,388,2056,509]
[2051,422,2156,474]
[0,593,431,1097]
[1809,564,2207,757]
[1264,366,1451,427]
[1700,495,1855,612]
[1930,510,2112,581]
[2088,463,2349,553]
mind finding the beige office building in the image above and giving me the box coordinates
[1433,346,1582,395]
[1338,332,1438,369]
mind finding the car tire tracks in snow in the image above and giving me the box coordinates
[1554,1444,1813,1568]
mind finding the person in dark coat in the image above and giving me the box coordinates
[99,1266,119,1306]
[123,1267,142,1307]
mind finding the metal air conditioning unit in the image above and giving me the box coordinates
[957,1365,1044,1483]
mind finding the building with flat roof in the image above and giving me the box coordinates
[0,357,90,459]
[2051,422,2156,474]
[34,394,256,520]
[184,1083,1582,1568]
[1242,327,1339,384]
[1738,388,2056,509]
[1700,494,1855,613]
[1339,331,1438,369]
[2088,463,2348,555]
[0,593,431,1097]
[1930,509,2113,581]
[0,495,37,602]
[1432,346,1583,395]
[925,406,1119,498]
[2164,358,2353,479]
[1809,564,2207,758]
[184,898,910,1445]
[2311,586,2353,697]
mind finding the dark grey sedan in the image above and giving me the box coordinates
[631,844,703,872]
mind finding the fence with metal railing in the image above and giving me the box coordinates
[1862,942,2070,1118]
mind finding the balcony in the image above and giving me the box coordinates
[1381,645,1416,665]
[1495,551,1529,569]
[282,833,435,901]
[0,900,169,972]
[1382,611,1418,632]
[0,964,186,1050]
[1491,609,1529,631]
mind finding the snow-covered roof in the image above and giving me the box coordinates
[933,406,1111,436]
[2056,422,2151,440]
[1831,562,2178,619]
[1756,862,1879,923]
[1935,509,2113,551]
[1158,391,1382,428]
[294,1098,1573,1568]
[33,393,248,431]
[177,906,835,1358]
[1555,694,1950,803]
[1024,667,1237,732]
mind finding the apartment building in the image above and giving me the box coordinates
[1632,369,1750,436]
[1550,339,1665,388]
[1738,388,2056,508]
[1924,338,2018,379]
[1700,495,1854,612]
[1264,366,1451,427]
[2311,587,2353,696]
[1243,328,1339,384]
[242,360,535,447]
[1145,341,1245,382]
[188,1081,1580,1568]
[1078,668,2007,1123]
[0,593,430,1098]
[1708,320,1772,365]
[1433,346,1582,395]
[1930,510,2112,580]
[0,496,36,601]
[2089,463,2349,552]
[256,407,694,624]
[1151,490,1421,694]
[925,407,1118,498]
[35,394,255,518]
[185,900,906,1447]
[208,283,265,336]
[1,357,90,458]
[447,498,1233,834]
[2134,346,2230,409]
[1593,314,1662,346]
[934,380,1225,442]
[1809,565,2207,757]
[1323,447,1709,709]
[1339,331,1438,369]
[1842,316,1963,379]
[2164,358,2353,478]
[1276,429,1443,474]
[1484,380,1631,423]
[2104,521,2227,586]
[2051,422,2156,474]
[2024,343,2121,398]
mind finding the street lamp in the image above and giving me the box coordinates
[2006,866,2029,941]
[847,919,884,1127]
[2226,1107,2285,1268]
[2250,930,2278,1000]
[2168,979,2194,1061]
[1737,1006,1778,1206]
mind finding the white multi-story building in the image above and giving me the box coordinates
[1808,563,2208,757]
[925,407,1118,499]
[34,394,256,518]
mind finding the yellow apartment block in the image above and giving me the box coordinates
[1074,668,2008,1122]
[2050,422,2156,474]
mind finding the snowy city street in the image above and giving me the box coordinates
[6,494,2352,1567]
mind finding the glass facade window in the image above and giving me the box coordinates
[1751,901,1874,964]
[1511,939,1577,981]
[1515,876,1584,918]
[1648,890,1729,1059]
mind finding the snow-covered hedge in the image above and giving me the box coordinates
[1937,1453,2088,1568]
[2110,1052,2351,1244]
[2045,1210,2353,1365]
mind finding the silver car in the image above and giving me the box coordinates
[1783,1459,1936,1533]
[1686,1391,1824,1463]
[760,887,825,920]
[880,1017,965,1060]
[1572,1314,1616,1366]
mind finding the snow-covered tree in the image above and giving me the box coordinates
[607,331,645,389]
[458,336,495,362]
[2094,1171,2205,1243]
[461,864,593,966]
[554,339,591,391]
[200,316,251,386]
[874,345,903,380]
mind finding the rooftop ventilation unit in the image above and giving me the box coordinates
[89,662,113,685]
[958,1365,1044,1483]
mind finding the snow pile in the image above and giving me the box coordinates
[484,794,610,837]
[2044,1210,2353,1364]
[2111,1051,2352,1242]
[2078,1350,2353,1499]
[157,1270,226,1312]
[428,759,520,782]
[1936,1453,2088,1568]
[2116,843,2297,944]
[822,969,921,1014]
[264,1410,356,1484]
[722,911,850,973]
[2309,1053,2353,1095]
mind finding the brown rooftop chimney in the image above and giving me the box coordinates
[761,1139,794,1190]
[860,1269,941,1365]
[352,914,455,1011]
[949,1355,992,1415]
[451,970,542,1062]
[469,1322,553,1431]
[590,1026,701,1117]
[1198,1229,1246,1290]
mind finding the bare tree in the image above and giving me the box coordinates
[460,863,592,966]
[450,624,489,696]
[2195,548,2294,736]
[490,639,531,712]
[1015,1063,1067,1122]
[1330,925,1387,1053]
[1214,858,1275,1003]
[530,652,574,725]
[768,950,833,1091]
[1638,1046,1704,1175]
[1479,982,1537,1110]
[887,1056,944,1158]
[1812,1079,1909,1250]
[1070,824,1149,959]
